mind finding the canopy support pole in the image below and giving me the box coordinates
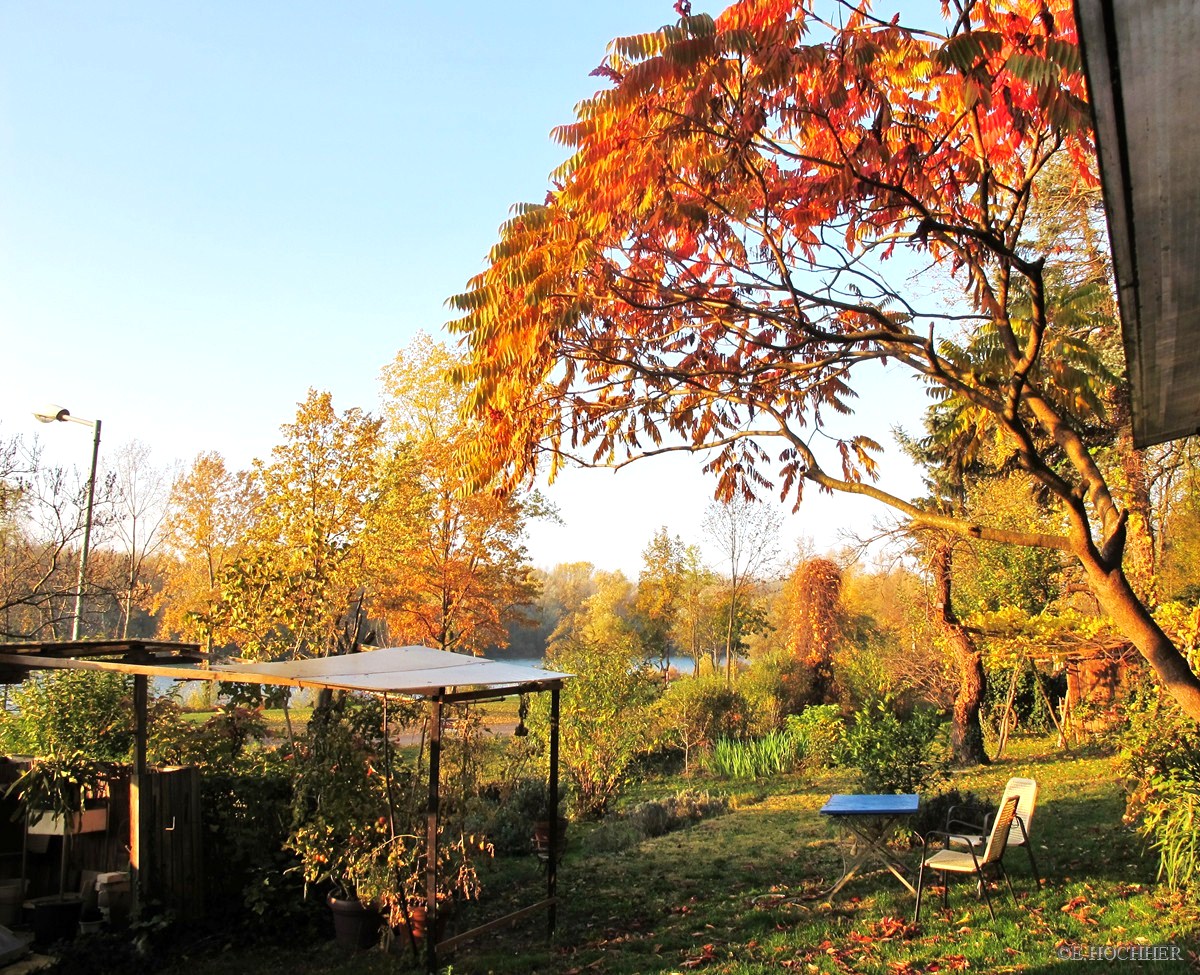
[426,691,443,975]
[547,685,560,939]
[131,673,150,914]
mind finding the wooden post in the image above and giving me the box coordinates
[995,665,1020,759]
[1028,661,1070,753]
[426,692,443,975]
[130,674,150,914]
[547,685,560,938]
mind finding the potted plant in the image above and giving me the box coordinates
[12,751,109,838]
[285,709,391,951]
[6,750,109,945]
[287,696,492,954]
[349,827,489,957]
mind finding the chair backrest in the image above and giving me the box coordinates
[1001,777,1038,846]
[981,795,1021,865]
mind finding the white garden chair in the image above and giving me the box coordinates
[946,776,1039,886]
[913,794,1021,922]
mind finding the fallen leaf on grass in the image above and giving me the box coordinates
[873,915,918,940]
[679,943,718,969]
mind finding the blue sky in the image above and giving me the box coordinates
[1,1,930,576]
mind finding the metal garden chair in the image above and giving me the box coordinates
[946,776,1039,886]
[913,794,1020,922]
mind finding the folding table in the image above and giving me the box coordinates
[819,793,919,897]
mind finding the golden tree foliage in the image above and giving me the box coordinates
[370,335,541,654]
[155,451,257,651]
[781,557,844,668]
[218,390,382,660]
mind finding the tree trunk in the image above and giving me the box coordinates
[1079,546,1200,721]
[933,540,990,766]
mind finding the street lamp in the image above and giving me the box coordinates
[34,404,102,641]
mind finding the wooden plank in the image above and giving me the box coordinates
[0,639,200,659]
[434,898,559,954]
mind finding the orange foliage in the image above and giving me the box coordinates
[449,0,1093,511]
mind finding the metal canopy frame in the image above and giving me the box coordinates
[0,641,568,973]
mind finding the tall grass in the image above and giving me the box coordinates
[1141,774,1200,891]
[707,731,798,779]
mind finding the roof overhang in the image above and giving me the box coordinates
[1076,0,1200,447]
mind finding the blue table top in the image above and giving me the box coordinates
[820,793,920,816]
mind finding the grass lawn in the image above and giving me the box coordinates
[155,736,1198,975]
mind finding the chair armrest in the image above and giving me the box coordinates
[920,829,957,853]
[946,818,985,835]
[945,805,985,831]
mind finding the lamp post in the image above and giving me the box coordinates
[34,404,102,641]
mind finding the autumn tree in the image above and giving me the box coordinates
[370,334,542,654]
[545,570,655,815]
[837,561,947,706]
[156,452,257,652]
[670,544,726,674]
[217,390,381,660]
[634,526,688,673]
[777,556,844,703]
[1148,439,1200,602]
[449,0,1200,721]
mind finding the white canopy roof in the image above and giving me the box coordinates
[210,645,571,695]
[0,644,570,697]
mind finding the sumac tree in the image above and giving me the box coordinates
[449,0,1200,721]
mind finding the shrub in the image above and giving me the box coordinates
[148,697,269,769]
[585,789,731,852]
[625,789,730,839]
[536,632,658,819]
[655,675,750,772]
[707,731,799,780]
[1120,686,1200,893]
[0,670,134,761]
[738,651,815,734]
[201,757,305,922]
[786,704,845,769]
[1137,771,1200,892]
[840,699,949,795]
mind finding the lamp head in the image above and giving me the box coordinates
[33,404,71,424]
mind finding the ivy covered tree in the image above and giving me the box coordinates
[449,0,1200,722]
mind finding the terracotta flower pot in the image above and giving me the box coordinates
[390,903,450,955]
